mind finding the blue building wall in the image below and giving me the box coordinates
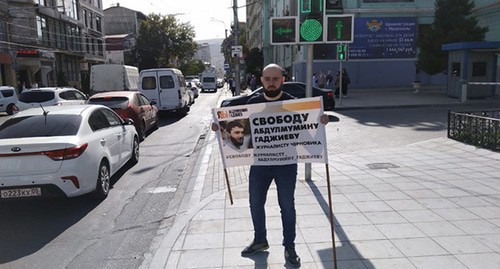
[289,0,498,89]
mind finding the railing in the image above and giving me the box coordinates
[448,110,500,152]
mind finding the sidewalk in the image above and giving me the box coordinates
[146,87,500,269]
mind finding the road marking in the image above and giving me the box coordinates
[147,186,177,193]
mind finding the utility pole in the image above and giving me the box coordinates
[233,0,241,95]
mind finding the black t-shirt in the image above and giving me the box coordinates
[246,91,295,104]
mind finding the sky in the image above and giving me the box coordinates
[101,0,247,41]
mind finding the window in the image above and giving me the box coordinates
[89,110,111,131]
[0,90,14,97]
[142,77,157,90]
[36,16,51,46]
[96,16,102,32]
[83,9,88,27]
[101,109,121,126]
[160,76,175,89]
[472,62,487,77]
[451,62,461,77]
[0,115,81,138]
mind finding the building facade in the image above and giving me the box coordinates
[0,0,106,92]
[102,4,146,67]
[247,0,500,89]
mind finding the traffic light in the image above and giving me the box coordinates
[299,0,324,43]
[326,14,354,43]
[336,44,348,61]
[271,17,297,45]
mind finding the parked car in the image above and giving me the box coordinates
[16,87,87,111]
[0,105,139,200]
[88,91,159,141]
[186,81,200,98]
[220,82,336,111]
[0,86,18,115]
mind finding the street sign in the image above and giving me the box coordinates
[325,14,354,43]
[224,63,229,70]
[270,17,297,45]
[231,46,242,58]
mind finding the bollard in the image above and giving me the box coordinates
[460,83,467,103]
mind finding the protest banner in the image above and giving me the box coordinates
[212,97,328,169]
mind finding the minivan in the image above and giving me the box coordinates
[138,68,191,114]
[0,86,19,115]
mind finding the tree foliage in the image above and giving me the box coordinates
[245,48,263,77]
[136,14,197,70]
[417,0,488,75]
[179,59,206,76]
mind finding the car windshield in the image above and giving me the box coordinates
[0,114,81,138]
[88,97,129,109]
[18,91,55,103]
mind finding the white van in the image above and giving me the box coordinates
[0,86,18,115]
[200,71,217,93]
[90,64,139,94]
[139,68,191,114]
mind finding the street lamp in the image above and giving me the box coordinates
[210,17,228,39]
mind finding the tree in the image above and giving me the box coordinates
[417,0,488,75]
[136,14,198,70]
[179,59,206,76]
[245,48,263,77]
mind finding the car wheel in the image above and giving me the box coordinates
[6,104,17,115]
[139,122,146,141]
[153,116,159,130]
[93,160,110,200]
[129,136,139,164]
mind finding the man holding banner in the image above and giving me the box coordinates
[212,63,329,267]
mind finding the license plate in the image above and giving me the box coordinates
[1,187,42,199]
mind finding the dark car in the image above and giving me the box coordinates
[220,82,335,110]
[88,91,159,141]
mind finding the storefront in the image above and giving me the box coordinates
[15,49,55,89]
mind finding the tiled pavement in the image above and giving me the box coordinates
[146,86,500,269]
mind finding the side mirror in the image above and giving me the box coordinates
[150,100,157,105]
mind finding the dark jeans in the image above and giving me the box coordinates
[248,164,298,247]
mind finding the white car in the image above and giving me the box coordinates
[0,105,139,200]
[0,86,19,115]
[16,87,87,111]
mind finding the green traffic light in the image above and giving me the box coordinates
[300,19,323,41]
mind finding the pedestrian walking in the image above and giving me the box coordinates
[212,63,329,268]
[312,72,319,87]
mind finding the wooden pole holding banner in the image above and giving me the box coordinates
[223,168,234,205]
[325,164,337,268]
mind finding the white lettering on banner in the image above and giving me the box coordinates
[211,97,329,168]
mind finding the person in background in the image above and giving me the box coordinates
[326,70,333,88]
[318,71,326,88]
[341,68,350,97]
[312,72,318,87]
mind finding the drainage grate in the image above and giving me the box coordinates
[366,163,400,169]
